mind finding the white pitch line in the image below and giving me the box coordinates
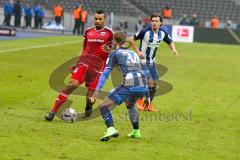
[0,40,82,54]
[227,28,240,44]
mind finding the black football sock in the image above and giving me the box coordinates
[85,100,94,117]
[85,100,93,110]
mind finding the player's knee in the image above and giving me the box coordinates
[148,79,154,87]
[99,97,114,108]
[69,79,79,87]
[125,100,134,107]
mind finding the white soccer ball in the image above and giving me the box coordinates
[61,108,77,122]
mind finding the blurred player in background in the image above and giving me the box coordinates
[128,14,179,112]
[91,32,149,141]
[45,10,113,121]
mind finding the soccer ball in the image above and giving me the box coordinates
[61,108,77,122]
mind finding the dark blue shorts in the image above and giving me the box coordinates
[107,85,148,105]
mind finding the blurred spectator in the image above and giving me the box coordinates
[189,14,200,26]
[163,5,172,19]
[225,20,232,29]
[33,4,40,28]
[135,17,143,32]
[2,0,13,26]
[38,5,45,28]
[54,3,64,24]
[73,5,82,35]
[13,0,22,27]
[33,4,44,29]
[74,0,79,6]
[24,4,33,28]
[124,21,128,29]
[211,16,219,29]
[118,22,125,31]
[179,14,189,25]
[237,21,240,30]
[80,8,88,35]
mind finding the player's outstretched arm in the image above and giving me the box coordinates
[91,51,117,102]
[90,67,112,103]
[127,36,145,59]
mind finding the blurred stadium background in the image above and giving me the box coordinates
[0,0,240,44]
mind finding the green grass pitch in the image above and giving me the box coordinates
[0,36,239,160]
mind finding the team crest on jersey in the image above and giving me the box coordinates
[101,32,106,36]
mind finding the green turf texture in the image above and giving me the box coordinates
[0,36,239,160]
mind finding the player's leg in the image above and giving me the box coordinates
[145,64,159,112]
[126,86,149,138]
[84,65,104,117]
[150,80,158,102]
[45,79,79,121]
[99,85,128,141]
[136,65,152,111]
[136,75,154,111]
[99,96,119,142]
[125,99,141,139]
[85,89,95,117]
[45,65,87,121]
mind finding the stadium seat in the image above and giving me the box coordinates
[0,0,239,22]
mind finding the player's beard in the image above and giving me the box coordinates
[95,24,104,30]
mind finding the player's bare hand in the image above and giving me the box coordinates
[89,97,96,104]
[102,44,112,53]
[138,51,145,59]
[173,49,179,57]
[89,90,99,103]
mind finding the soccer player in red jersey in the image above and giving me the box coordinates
[45,10,113,121]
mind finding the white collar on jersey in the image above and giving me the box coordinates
[93,26,107,32]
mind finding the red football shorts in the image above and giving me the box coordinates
[71,63,104,90]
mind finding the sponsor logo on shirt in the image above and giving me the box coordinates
[147,42,160,47]
[87,39,104,43]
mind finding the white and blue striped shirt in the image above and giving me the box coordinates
[105,47,147,87]
[134,25,172,65]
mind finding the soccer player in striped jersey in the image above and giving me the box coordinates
[90,32,149,141]
[128,14,179,112]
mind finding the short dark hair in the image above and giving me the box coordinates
[95,10,105,15]
[150,13,163,22]
[114,32,127,45]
